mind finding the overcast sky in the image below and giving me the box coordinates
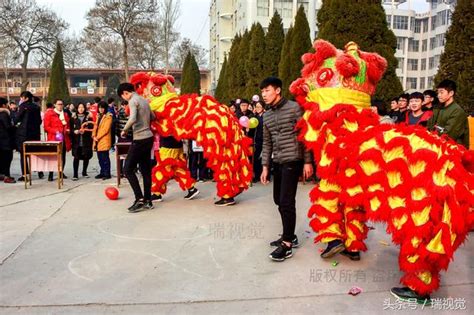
[36,0,211,48]
[36,0,430,51]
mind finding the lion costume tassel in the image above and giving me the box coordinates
[290,40,474,299]
[129,72,253,201]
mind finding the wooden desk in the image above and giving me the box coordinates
[23,141,63,189]
[115,142,131,187]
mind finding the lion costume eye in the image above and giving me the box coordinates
[316,68,334,87]
[150,85,162,96]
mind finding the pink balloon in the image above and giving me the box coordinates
[55,131,64,142]
[239,116,250,128]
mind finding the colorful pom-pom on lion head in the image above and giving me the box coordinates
[130,71,178,112]
[290,40,387,111]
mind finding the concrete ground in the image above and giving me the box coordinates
[0,152,473,315]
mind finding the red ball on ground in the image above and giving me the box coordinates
[105,187,119,200]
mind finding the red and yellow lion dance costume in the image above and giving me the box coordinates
[290,40,474,296]
[129,72,253,200]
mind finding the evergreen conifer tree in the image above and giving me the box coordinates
[278,26,293,99]
[434,0,473,112]
[265,11,285,77]
[47,42,70,104]
[317,0,403,103]
[245,22,266,97]
[215,55,228,103]
[289,5,312,95]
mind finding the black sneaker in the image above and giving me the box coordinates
[95,174,104,179]
[269,242,293,262]
[214,197,236,206]
[17,176,25,182]
[390,287,431,305]
[340,249,360,261]
[143,200,154,210]
[82,173,89,178]
[62,174,68,179]
[48,174,54,182]
[38,172,44,179]
[102,175,112,180]
[151,194,163,202]
[270,236,300,248]
[128,200,144,213]
[184,188,200,200]
[320,240,345,258]
[72,177,79,181]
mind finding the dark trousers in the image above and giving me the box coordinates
[97,151,111,177]
[48,144,66,178]
[124,137,154,201]
[253,144,263,181]
[273,161,303,242]
[73,148,90,177]
[19,147,28,176]
[0,149,13,177]
[189,151,206,180]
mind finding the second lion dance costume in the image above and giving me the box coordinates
[290,40,474,302]
[151,135,199,201]
[129,72,253,206]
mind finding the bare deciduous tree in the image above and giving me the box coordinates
[62,33,91,68]
[0,0,67,90]
[129,22,164,70]
[0,38,20,102]
[84,36,123,69]
[85,0,158,80]
[157,0,180,72]
[172,37,208,69]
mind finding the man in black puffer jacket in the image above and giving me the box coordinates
[260,77,313,262]
[15,91,42,181]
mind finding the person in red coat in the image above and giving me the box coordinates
[43,99,71,181]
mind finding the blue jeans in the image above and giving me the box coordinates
[97,151,111,177]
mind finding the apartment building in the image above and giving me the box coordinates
[209,0,457,93]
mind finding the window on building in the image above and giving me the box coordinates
[434,55,440,69]
[297,0,309,15]
[386,14,391,26]
[429,57,435,69]
[420,77,426,90]
[407,77,417,90]
[430,37,437,50]
[257,0,269,16]
[422,39,427,52]
[396,37,405,50]
[30,76,42,88]
[431,15,437,30]
[397,57,404,72]
[422,19,428,32]
[436,34,445,46]
[398,76,404,85]
[427,76,434,88]
[393,15,409,30]
[414,20,421,33]
[421,58,427,71]
[274,0,293,18]
[407,59,418,71]
[408,39,419,52]
[438,10,447,25]
[410,17,415,31]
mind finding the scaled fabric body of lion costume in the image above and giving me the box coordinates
[129,72,253,200]
[290,40,474,296]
